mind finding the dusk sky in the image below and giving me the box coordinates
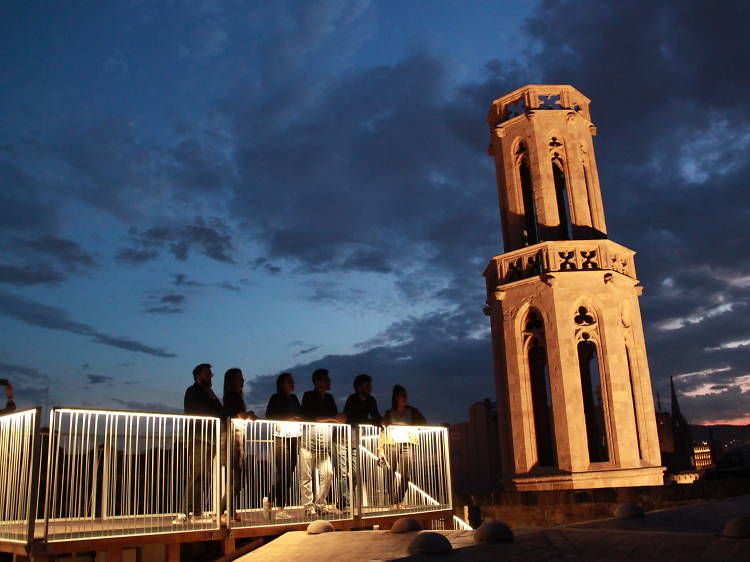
[2,0,749,425]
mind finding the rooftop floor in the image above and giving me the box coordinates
[241,493,750,561]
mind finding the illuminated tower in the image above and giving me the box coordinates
[483,85,664,490]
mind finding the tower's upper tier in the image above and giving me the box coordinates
[487,85,607,253]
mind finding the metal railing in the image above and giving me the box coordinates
[0,410,454,547]
[228,419,352,528]
[43,408,221,541]
[0,409,40,544]
[358,424,452,518]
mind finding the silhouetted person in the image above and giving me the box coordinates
[222,368,256,521]
[344,374,382,426]
[177,363,222,523]
[343,374,381,510]
[263,372,303,520]
[379,385,426,509]
[300,368,345,517]
[0,379,16,415]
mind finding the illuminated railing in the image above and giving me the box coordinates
[43,408,221,541]
[0,409,40,544]
[358,425,452,518]
[228,419,352,528]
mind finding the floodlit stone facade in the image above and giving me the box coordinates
[483,85,664,490]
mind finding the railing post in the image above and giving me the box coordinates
[24,408,42,551]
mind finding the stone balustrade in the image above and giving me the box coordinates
[484,239,637,290]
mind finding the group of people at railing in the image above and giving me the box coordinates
[181,363,428,523]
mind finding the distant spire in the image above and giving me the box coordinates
[656,391,663,412]
[670,376,682,418]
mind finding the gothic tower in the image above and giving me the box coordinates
[483,85,664,490]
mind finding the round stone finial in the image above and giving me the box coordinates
[722,515,750,538]
[306,520,334,534]
[474,520,514,543]
[390,517,422,533]
[613,502,645,519]
[407,532,453,556]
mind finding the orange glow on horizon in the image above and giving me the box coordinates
[694,416,750,426]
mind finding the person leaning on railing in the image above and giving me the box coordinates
[222,368,257,522]
[300,368,345,517]
[174,363,223,525]
[262,372,303,521]
[344,374,382,511]
[0,379,16,415]
[377,385,427,510]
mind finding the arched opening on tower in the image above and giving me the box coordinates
[529,339,556,467]
[552,158,573,240]
[626,346,644,460]
[518,151,539,246]
[577,340,609,463]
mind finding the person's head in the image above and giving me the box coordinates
[312,368,330,393]
[353,374,372,397]
[224,368,243,396]
[192,363,213,387]
[276,372,294,395]
[392,384,407,410]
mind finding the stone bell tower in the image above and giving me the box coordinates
[483,85,664,490]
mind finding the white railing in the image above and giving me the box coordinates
[228,420,352,528]
[0,409,40,544]
[358,425,452,518]
[43,408,221,541]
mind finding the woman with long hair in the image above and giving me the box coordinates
[263,372,303,520]
[378,385,427,510]
[222,368,256,521]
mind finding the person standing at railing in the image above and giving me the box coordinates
[300,368,345,517]
[176,363,222,524]
[343,374,381,511]
[263,372,303,520]
[378,385,427,510]
[0,379,16,414]
[222,368,256,522]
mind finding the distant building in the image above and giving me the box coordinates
[693,441,713,470]
[449,399,502,496]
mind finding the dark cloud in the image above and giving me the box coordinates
[160,294,185,305]
[118,217,234,264]
[14,236,97,271]
[294,345,320,357]
[112,398,181,414]
[0,289,176,358]
[0,263,66,286]
[86,374,113,384]
[247,309,494,423]
[0,361,46,381]
[172,273,203,287]
[218,281,240,291]
[252,258,282,275]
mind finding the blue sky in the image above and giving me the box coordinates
[2,0,750,425]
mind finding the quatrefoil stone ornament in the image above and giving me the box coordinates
[574,306,594,326]
[538,94,562,109]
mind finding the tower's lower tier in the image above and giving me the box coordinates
[508,465,665,491]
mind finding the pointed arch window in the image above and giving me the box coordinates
[524,309,556,467]
[577,338,609,462]
[517,142,539,245]
[552,156,573,240]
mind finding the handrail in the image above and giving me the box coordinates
[357,424,452,518]
[0,410,455,550]
[228,419,353,528]
[0,408,40,545]
[43,408,221,541]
